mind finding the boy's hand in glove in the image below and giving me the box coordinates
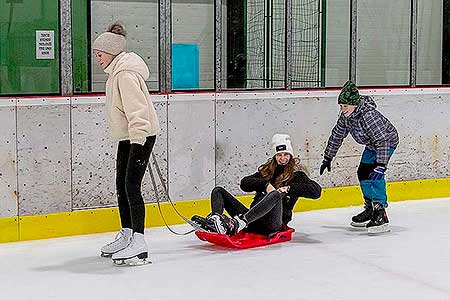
[319,157,332,175]
[369,166,386,180]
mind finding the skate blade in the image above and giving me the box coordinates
[101,252,113,258]
[350,221,369,228]
[112,252,151,266]
[368,224,390,235]
[187,219,210,232]
[113,257,151,266]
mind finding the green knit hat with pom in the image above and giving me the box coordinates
[338,80,360,106]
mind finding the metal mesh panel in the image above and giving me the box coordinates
[291,0,320,88]
[246,0,320,89]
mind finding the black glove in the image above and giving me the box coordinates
[319,157,332,175]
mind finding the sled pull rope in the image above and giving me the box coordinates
[147,153,196,235]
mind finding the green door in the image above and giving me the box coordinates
[0,0,60,95]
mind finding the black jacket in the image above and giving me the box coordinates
[240,166,322,225]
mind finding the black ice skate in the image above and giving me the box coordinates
[350,199,373,228]
[208,213,247,236]
[366,202,390,235]
[191,215,216,232]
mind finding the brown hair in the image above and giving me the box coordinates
[258,156,308,189]
[108,22,126,37]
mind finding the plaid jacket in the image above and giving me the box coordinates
[324,96,399,165]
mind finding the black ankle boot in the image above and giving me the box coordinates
[366,202,390,234]
[351,199,373,227]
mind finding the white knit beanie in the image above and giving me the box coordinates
[92,32,126,55]
[271,134,294,157]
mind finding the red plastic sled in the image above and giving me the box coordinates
[195,227,295,249]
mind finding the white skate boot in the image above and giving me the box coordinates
[111,232,150,266]
[100,228,132,257]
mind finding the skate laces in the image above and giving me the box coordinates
[127,236,137,249]
[234,215,247,231]
[108,229,130,247]
[211,214,244,236]
[209,214,227,234]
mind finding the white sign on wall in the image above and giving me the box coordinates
[36,30,54,59]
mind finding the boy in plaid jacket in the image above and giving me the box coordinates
[320,81,398,234]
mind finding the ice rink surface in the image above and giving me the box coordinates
[1,198,449,300]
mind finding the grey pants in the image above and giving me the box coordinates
[211,186,283,235]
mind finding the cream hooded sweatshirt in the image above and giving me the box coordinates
[104,52,160,145]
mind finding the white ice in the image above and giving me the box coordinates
[1,198,449,300]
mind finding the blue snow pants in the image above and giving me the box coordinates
[357,147,395,208]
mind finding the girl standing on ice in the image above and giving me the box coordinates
[92,22,160,264]
[192,134,322,236]
[319,81,398,234]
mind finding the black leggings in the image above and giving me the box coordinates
[116,136,156,234]
[211,186,283,235]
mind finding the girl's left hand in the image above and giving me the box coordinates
[277,186,290,194]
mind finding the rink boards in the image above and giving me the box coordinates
[0,88,450,243]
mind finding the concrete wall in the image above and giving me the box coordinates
[16,98,72,215]
[0,88,449,218]
[0,99,17,218]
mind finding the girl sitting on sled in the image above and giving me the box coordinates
[192,134,322,236]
